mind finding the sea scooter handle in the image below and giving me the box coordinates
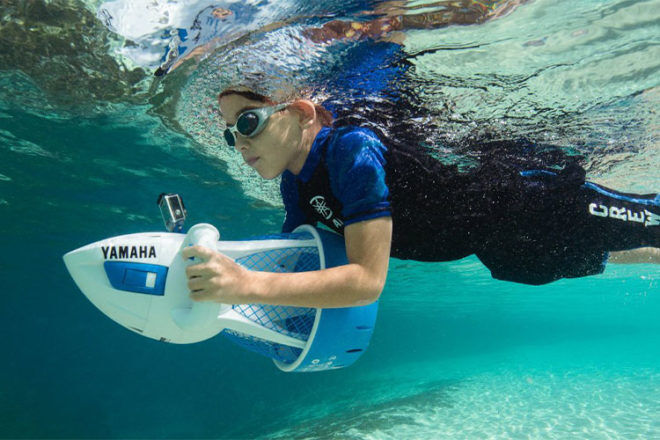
[170,223,223,330]
[171,224,307,348]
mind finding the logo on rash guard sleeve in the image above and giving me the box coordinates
[310,196,344,229]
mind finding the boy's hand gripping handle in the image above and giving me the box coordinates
[171,223,224,330]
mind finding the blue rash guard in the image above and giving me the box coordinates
[280,125,659,285]
[281,126,391,234]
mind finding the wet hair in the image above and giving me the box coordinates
[218,89,334,126]
[218,89,275,105]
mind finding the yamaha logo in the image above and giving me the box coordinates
[101,245,157,260]
[309,195,344,229]
[310,195,332,220]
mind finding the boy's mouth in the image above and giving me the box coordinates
[246,156,259,167]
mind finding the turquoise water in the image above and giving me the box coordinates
[1,0,659,438]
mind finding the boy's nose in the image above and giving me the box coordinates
[235,138,249,152]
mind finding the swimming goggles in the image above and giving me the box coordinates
[223,103,289,147]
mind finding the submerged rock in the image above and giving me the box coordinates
[0,0,149,107]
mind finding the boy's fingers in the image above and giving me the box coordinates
[181,245,215,261]
[187,277,206,291]
[185,264,214,278]
[190,289,212,302]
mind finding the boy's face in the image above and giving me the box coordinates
[219,93,305,180]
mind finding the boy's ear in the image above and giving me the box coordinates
[288,100,317,127]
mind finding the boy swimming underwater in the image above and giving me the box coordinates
[181,89,659,308]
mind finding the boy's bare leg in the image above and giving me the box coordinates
[609,248,660,264]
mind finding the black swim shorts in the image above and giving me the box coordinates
[474,167,659,285]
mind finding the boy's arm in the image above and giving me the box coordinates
[182,216,392,308]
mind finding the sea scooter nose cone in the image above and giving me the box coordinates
[63,239,154,334]
[63,232,225,343]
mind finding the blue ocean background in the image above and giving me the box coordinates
[1,0,659,438]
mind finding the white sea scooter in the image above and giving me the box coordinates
[63,194,378,372]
